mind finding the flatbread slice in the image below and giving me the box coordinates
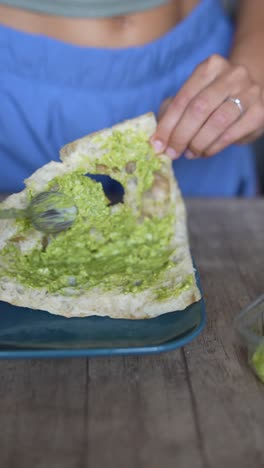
[0,113,201,319]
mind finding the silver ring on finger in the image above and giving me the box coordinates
[225,97,244,116]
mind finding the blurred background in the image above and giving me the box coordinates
[223,0,264,194]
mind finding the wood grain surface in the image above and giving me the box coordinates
[0,198,263,468]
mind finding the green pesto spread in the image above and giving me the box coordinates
[1,129,192,299]
[83,128,162,205]
[155,275,194,301]
[252,344,264,383]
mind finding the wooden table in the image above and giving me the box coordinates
[0,198,263,468]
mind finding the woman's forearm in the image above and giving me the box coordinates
[229,0,264,86]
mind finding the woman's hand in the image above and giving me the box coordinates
[151,54,264,159]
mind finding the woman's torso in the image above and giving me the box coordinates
[0,0,199,47]
[0,0,256,196]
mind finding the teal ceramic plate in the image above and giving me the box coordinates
[0,267,205,359]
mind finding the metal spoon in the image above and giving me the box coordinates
[0,192,78,234]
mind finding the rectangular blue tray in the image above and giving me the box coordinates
[0,267,206,359]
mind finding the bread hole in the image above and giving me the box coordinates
[96,164,120,175]
[85,173,124,205]
[10,235,26,243]
[95,164,108,173]
[41,235,49,252]
[68,276,77,286]
[125,161,136,174]
[134,280,142,286]
[49,184,60,192]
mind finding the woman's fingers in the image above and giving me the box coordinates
[152,53,264,159]
[163,68,244,158]
[157,97,173,120]
[205,100,264,156]
[186,83,261,158]
[151,54,229,154]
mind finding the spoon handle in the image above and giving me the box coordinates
[0,208,27,219]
